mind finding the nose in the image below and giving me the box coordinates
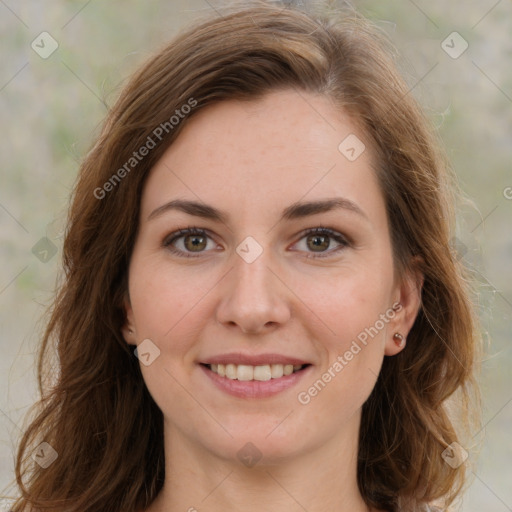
[215,248,291,335]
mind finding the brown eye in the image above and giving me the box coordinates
[293,227,350,259]
[306,233,330,252]
[183,233,207,252]
[163,227,216,258]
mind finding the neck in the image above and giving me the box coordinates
[148,414,373,512]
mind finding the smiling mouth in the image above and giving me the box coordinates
[201,363,310,381]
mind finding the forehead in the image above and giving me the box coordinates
[140,89,384,225]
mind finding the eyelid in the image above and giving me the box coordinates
[162,225,350,259]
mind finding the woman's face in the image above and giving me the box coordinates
[124,89,420,464]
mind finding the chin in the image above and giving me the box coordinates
[199,419,315,467]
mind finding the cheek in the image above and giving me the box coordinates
[293,260,394,345]
[128,258,210,421]
[128,256,216,343]
[291,261,393,405]
[293,284,388,426]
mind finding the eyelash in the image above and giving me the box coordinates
[162,226,350,259]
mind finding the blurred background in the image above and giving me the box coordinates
[0,0,510,510]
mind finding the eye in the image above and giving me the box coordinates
[163,227,218,258]
[292,227,350,259]
[162,226,350,259]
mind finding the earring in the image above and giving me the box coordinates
[129,328,134,334]
[393,332,405,349]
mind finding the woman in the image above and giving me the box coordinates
[10,1,480,511]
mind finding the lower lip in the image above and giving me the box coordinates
[200,364,312,399]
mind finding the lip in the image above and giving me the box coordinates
[199,362,313,399]
[200,353,311,366]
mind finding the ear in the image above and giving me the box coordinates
[121,292,137,346]
[384,258,424,356]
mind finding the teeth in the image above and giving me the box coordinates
[208,363,305,381]
[270,364,283,379]
[237,365,254,381]
[254,365,272,381]
[226,364,237,379]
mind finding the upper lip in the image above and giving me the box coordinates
[200,353,311,366]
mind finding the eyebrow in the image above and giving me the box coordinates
[147,197,369,223]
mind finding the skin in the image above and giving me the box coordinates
[122,89,423,512]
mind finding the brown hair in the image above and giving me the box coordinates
[10,2,481,511]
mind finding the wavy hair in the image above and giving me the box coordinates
[10,2,480,511]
